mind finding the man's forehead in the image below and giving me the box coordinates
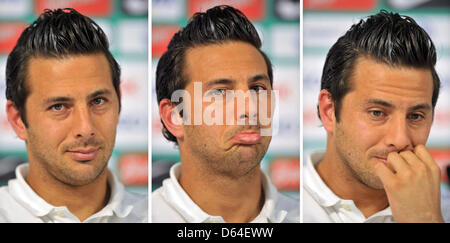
[350,56,433,94]
[26,54,111,81]
[182,41,268,86]
[25,53,113,96]
[27,53,110,74]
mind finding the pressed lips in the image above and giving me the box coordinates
[232,132,262,144]
[374,156,387,164]
[67,147,99,161]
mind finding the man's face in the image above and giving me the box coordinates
[333,56,434,189]
[180,41,273,178]
[23,53,119,186]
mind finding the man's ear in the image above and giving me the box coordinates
[318,89,336,134]
[159,98,184,140]
[6,100,28,140]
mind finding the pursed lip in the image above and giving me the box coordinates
[66,147,100,161]
[374,156,387,164]
[232,132,262,145]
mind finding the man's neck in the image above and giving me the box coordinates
[178,157,264,223]
[25,162,110,222]
[316,148,389,218]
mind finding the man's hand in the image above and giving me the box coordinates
[374,145,443,223]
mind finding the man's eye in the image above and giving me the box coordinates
[251,85,267,92]
[408,113,424,121]
[208,89,227,96]
[50,104,64,111]
[369,110,385,118]
[92,97,105,105]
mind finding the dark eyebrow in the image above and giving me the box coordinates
[43,96,74,107]
[248,74,270,83]
[87,89,113,100]
[365,99,394,108]
[365,99,432,112]
[408,103,432,112]
[205,79,235,90]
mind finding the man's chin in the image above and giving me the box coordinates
[362,175,385,190]
[52,160,108,186]
[56,170,106,186]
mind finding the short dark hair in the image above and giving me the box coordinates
[6,8,121,127]
[156,5,273,144]
[319,10,440,121]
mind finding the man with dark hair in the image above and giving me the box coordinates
[0,8,147,222]
[304,10,445,222]
[153,5,299,223]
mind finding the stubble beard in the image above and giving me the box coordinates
[27,130,113,187]
[185,128,270,180]
[334,124,384,190]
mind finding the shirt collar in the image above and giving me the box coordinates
[162,163,286,223]
[304,151,341,207]
[92,169,134,219]
[8,164,53,217]
[8,163,133,220]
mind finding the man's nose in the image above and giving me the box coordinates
[236,89,258,124]
[383,115,413,152]
[73,106,95,139]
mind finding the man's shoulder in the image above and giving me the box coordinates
[151,186,187,223]
[276,192,299,210]
[151,185,165,204]
[151,186,168,214]
[0,185,13,222]
[0,184,9,193]
[123,189,148,202]
[0,183,17,206]
[275,192,300,223]
[120,190,148,222]
[0,183,37,223]
[302,185,334,223]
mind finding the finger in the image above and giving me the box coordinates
[387,152,409,174]
[414,145,441,182]
[374,162,396,188]
[398,150,434,185]
[399,150,424,168]
[414,145,438,169]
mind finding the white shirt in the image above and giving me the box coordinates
[303,152,394,223]
[0,164,148,223]
[152,163,299,223]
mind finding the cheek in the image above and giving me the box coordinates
[27,118,68,149]
[25,103,67,146]
[184,124,223,149]
[339,112,383,152]
[411,124,432,146]
[93,112,119,140]
[355,119,382,147]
